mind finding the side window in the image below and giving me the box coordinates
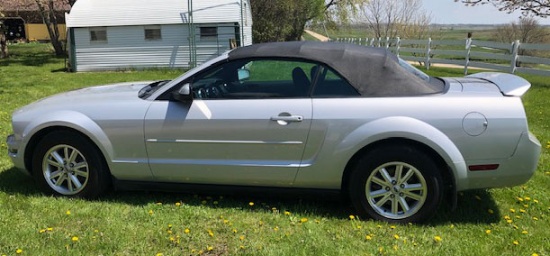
[191,59,317,99]
[144,25,162,40]
[311,66,360,97]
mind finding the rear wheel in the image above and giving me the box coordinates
[349,144,443,223]
[32,131,110,198]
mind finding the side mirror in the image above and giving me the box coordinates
[171,83,193,102]
[238,69,250,82]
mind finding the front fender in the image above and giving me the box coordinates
[21,110,115,169]
[337,116,468,190]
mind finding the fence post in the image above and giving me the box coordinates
[370,38,375,47]
[396,37,401,57]
[377,37,381,47]
[385,37,390,49]
[464,37,472,75]
[426,38,432,70]
[510,40,520,73]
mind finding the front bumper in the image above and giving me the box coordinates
[6,134,28,175]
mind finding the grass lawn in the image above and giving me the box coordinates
[0,43,549,256]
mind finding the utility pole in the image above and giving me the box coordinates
[187,0,196,68]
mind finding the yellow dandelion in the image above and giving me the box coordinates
[393,245,398,251]
[169,236,175,242]
[208,230,214,237]
[249,202,254,206]
[513,240,519,246]
[394,234,400,240]
[356,225,362,229]
[504,215,511,220]
[66,210,71,215]
[523,204,529,208]
[284,211,291,216]
[156,253,163,256]
[533,199,539,204]
[16,249,23,254]
[517,197,524,202]
[522,230,528,234]
[273,226,279,231]
[240,245,245,250]
[510,208,516,213]
[434,236,442,242]
[507,219,513,224]
[175,202,181,206]
[207,246,213,251]
[156,202,162,205]
[223,219,229,224]
[532,253,540,256]
[300,218,308,223]
[47,228,53,232]
[39,229,46,233]
[71,236,79,242]
[513,225,519,229]
[449,224,455,229]
[524,196,531,201]
[390,225,396,229]
[485,230,491,235]
[167,230,172,234]
[349,215,355,220]
[239,235,245,241]
[532,217,539,221]
[184,228,190,234]
[366,235,373,240]
[232,228,237,233]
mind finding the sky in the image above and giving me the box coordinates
[421,0,550,25]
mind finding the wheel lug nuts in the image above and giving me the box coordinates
[386,187,391,191]
[399,193,404,197]
[400,184,405,188]
[390,194,395,198]
[391,180,397,185]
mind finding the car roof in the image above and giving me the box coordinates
[228,41,441,97]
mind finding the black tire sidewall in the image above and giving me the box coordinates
[349,144,443,223]
[31,131,108,198]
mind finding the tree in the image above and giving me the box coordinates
[33,0,67,56]
[251,0,325,42]
[455,0,550,17]
[361,0,434,40]
[493,17,550,64]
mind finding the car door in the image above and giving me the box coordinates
[143,58,316,186]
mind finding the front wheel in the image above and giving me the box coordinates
[32,131,110,198]
[349,144,443,223]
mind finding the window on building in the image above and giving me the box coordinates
[145,25,162,40]
[90,27,107,43]
[200,27,217,40]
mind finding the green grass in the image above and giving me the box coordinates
[0,43,549,256]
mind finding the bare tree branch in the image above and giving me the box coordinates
[456,0,550,17]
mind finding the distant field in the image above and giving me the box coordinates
[309,25,501,41]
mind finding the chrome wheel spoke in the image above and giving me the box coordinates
[49,170,64,180]
[69,174,83,190]
[68,149,78,163]
[51,151,65,166]
[401,169,415,184]
[379,168,394,184]
[372,176,391,187]
[403,191,423,201]
[375,194,392,207]
[370,189,390,198]
[398,197,410,212]
[54,175,66,186]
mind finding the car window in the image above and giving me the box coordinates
[311,66,360,97]
[191,59,317,99]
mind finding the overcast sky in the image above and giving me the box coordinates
[422,0,550,24]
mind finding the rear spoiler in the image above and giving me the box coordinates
[467,72,531,96]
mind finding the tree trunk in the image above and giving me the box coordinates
[1,33,8,59]
[35,0,65,56]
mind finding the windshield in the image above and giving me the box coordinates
[398,58,430,82]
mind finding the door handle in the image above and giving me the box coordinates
[270,115,303,122]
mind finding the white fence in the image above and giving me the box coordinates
[335,37,550,76]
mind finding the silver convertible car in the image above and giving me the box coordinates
[7,41,541,223]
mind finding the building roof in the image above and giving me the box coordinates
[229,41,442,97]
[66,0,250,28]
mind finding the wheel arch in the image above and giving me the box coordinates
[21,111,114,175]
[337,117,467,200]
[341,138,455,200]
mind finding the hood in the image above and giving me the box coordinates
[14,81,154,114]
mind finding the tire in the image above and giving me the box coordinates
[32,130,110,198]
[348,144,443,223]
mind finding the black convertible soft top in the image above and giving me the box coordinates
[228,41,442,97]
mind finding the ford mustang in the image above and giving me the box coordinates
[6,41,541,223]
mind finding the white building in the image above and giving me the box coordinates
[65,0,252,72]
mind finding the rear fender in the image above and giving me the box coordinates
[339,116,468,190]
